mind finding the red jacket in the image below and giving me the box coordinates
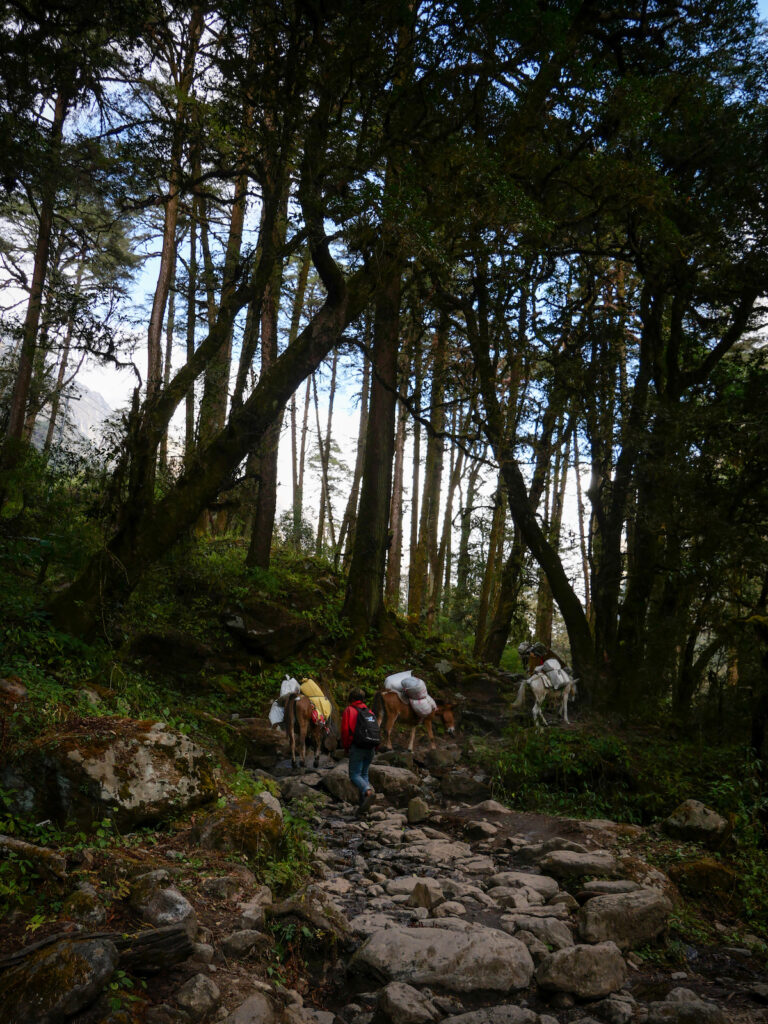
[341,700,369,751]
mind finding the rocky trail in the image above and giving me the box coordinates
[1,730,768,1024]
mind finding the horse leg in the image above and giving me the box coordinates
[425,718,436,750]
[387,709,398,750]
[313,727,321,768]
[407,725,416,752]
[288,701,297,769]
[562,689,570,724]
[299,718,307,769]
[533,698,547,728]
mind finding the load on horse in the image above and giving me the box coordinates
[270,676,335,769]
[372,671,456,751]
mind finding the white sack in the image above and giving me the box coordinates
[401,677,428,701]
[410,695,437,718]
[268,701,285,726]
[384,670,413,693]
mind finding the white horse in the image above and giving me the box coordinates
[511,668,577,727]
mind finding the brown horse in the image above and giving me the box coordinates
[372,691,456,751]
[285,694,327,770]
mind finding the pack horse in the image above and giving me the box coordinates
[512,649,578,727]
[372,672,457,752]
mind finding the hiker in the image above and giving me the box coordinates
[340,687,380,814]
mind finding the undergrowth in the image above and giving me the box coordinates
[472,726,768,938]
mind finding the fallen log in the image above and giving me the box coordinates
[0,924,194,975]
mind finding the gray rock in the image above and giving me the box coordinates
[577,887,673,951]
[131,875,198,939]
[225,991,279,1024]
[322,762,361,804]
[408,881,444,910]
[501,914,574,950]
[176,973,220,1018]
[375,981,439,1023]
[350,912,400,935]
[538,850,618,879]
[408,797,430,824]
[237,884,273,928]
[221,929,268,958]
[488,871,560,900]
[0,937,118,1024]
[579,880,642,897]
[464,820,499,838]
[201,875,242,899]
[61,886,107,926]
[591,992,636,1024]
[535,941,627,998]
[439,770,492,802]
[662,801,729,847]
[514,929,549,960]
[1,721,217,829]
[368,764,421,805]
[385,876,443,899]
[647,987,728,1023]
[441,1008,538,1024]
[350,923,534,992]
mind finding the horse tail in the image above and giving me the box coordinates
[372,690,383,723]
[511,678,527,709]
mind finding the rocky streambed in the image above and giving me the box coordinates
[1,738,767,1024]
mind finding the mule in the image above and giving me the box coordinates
[511,670,577,727]
[372,690,456,751]
[285,694,327,769]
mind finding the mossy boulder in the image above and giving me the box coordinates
[191,793,284,857]
[668,857,740,899]
[0,937,118,1024]
[1,719,217,829]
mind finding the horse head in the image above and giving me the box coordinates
[439,703,457,736]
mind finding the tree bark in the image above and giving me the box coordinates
[341,258,401,635]
[384,350,408,605]
[338,347,370,570]
[5,90,69,447]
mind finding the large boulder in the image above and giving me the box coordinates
[440,770,492,802]
[647,987,728,1023]
[441,1010,538,1024]
[350,924,534,993]
[368,764,421,805]
[223,602,315,661]
[662,800,729,848]
[535,941,627,998]
[375,982,439,1024]
[191,794,283,856]
[229,718,291,769]
[0,937,118,1024]
[321,762,360,804]
[667,857,739,898]
[1,720,216,829]
[577,888,673,951]
[537,849,618,880]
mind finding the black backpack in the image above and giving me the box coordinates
[352,705,380,748]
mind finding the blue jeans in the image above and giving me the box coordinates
[348,745,374,800]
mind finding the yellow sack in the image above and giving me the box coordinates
[300,678,331,720]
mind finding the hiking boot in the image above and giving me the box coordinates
[358,788,375,814]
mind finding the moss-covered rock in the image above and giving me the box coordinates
[668,857,740,898]
[191,794,284,857]
[0,937,118,1024]
[1,718,217,829]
